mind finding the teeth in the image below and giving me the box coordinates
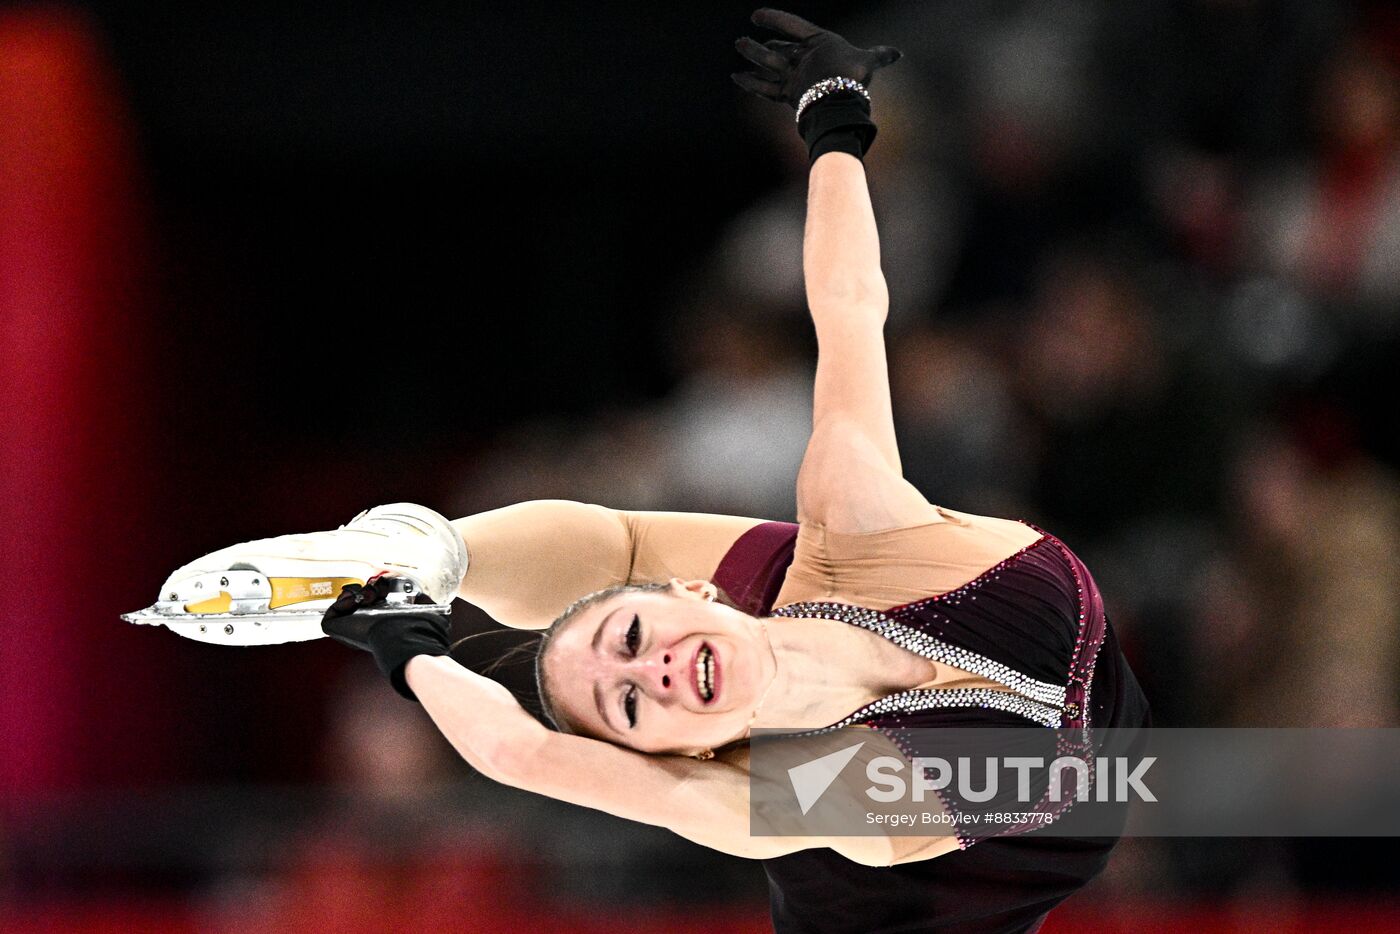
[697,646,714,701]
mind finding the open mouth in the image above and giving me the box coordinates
[694,643,717,704]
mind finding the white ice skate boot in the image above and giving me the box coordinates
[123,503,467,646]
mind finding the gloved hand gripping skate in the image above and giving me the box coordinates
[322,578,453,702]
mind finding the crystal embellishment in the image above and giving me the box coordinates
[795,76,871,123]
[773,600,1067,710]
[785,687,1064,737]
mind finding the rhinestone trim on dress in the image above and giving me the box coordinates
[771,600,1067,710]
[778,686,1064,737]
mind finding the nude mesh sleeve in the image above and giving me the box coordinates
[450,501,766,629]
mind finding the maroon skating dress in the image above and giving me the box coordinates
[712,520,1151,934]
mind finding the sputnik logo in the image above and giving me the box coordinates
[787,742,865,814]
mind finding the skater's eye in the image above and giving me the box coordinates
[625,615,641,656]
[623,685,638,728]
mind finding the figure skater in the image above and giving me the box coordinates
[151,11,1149,932]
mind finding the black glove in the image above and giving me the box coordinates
[322,578,451,702]
[732,8,901,162]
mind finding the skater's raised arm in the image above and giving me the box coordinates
[733,9,919,533]
[804,152,888,323]
[794,153,931,534]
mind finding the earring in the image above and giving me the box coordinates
[691,749,715,761]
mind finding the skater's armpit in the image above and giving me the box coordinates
[773,505,1045,610]
[452,501,766,629]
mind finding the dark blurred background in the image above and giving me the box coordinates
[3,1,1399,931]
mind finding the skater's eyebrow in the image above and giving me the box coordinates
[594,682,615,734]
[592,607,621,654]
[592,607,623,734]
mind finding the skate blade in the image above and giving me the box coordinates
[121,603,452,647]
[123,572,449,646]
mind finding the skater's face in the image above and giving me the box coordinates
[540,580,775,755]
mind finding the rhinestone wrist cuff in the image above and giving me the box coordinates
[795,77,870,123]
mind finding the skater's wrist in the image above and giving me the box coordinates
[404,653,447,691]
[798,91,876,163]
[366,614,452,701]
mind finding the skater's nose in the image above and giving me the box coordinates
[620,646,680,698]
